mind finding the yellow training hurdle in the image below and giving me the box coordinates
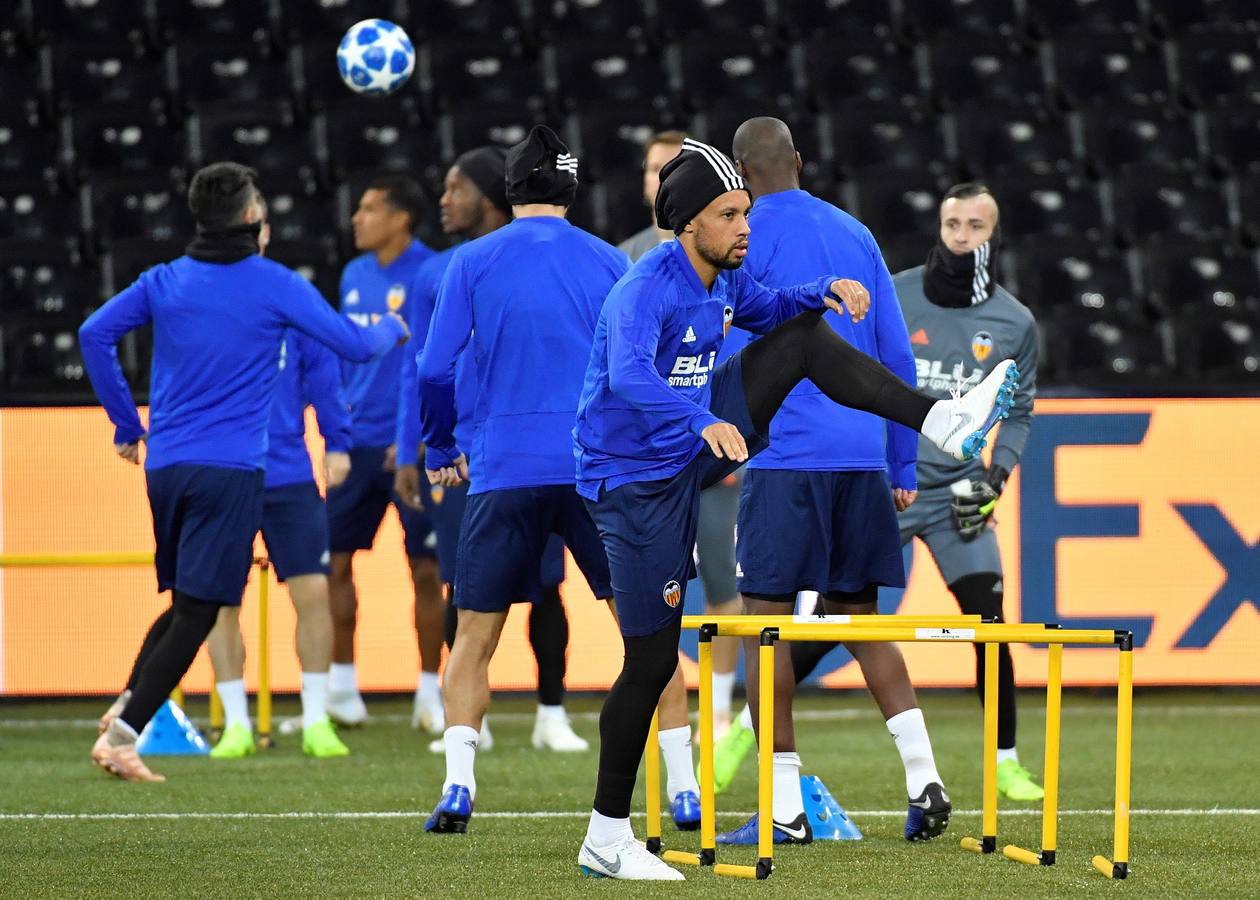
[643,614,1134,882]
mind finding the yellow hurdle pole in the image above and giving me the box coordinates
[644,711,662,854]
[697,626,717,867]
[965,641,1000,855]
[256,560,272,748]
[1003,641,1062,866]
[209,683,224,734]
[681,613,982,631]
[704,622,1117,646]
[0,552,154,567]
[169,686,184,707]
[1094,638,1134,880]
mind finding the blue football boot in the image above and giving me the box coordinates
[670,790,700,831]
[423,784,473,834]
[904,782,951,842]
[717,812,812,846]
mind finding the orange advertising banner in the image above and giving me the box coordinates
[1,398,1257,695]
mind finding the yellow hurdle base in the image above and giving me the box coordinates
[661,851,701,867]
[713,858,772,880]
[1092,856,1130,879]
[960,836,996,854]
[1003,845,1053,866]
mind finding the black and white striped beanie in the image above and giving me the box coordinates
[504,125,579,208]
[654,138,750,234]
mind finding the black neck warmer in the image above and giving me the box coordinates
[186,221,262,264]
[923,229,1001,308]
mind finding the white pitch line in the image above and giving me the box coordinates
[2,703,1256,730]
[1,808,1256,822]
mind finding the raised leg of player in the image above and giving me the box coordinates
[410,555,446,733]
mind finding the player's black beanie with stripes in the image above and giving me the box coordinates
[654,138,750,235]
[454,146,511,217]
[505,125,578,208]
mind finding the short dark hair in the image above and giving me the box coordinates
[365,173,425,233]
[644,130,688,158]
[188,162,260,230]
[943,182,995,203]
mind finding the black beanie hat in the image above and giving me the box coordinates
[454,146,511,216]
[504,125,578,208]
[654,138,749,234]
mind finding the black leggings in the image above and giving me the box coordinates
[740,310,935,436]
[120,591,222,734]
[125,605,176,691]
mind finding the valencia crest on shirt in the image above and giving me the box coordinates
[662,579,682,608]
[971,330,994,362]
[387,284,407,312]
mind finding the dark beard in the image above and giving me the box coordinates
[697,238,743,271]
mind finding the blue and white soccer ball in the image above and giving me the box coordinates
[336,19,415,96]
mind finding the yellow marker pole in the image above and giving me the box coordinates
[256,560,272,748]
[1003,641,1061,866]
[755,632,775,879]
[209,683,224,734]
[981,640,999,853]
[697,626,716,867]
[170,686,184,707]
[0,552,154,567]
[1094,641,1134,880]
[644,710,661,855]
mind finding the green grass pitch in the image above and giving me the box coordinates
[1,691,1255,898]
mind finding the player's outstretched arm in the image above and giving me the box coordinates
[280,272,408,363]
[730,270,868,334]
[296,333,353,489]
[79,274,153,449]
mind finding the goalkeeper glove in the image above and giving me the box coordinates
[949,466,1009,540]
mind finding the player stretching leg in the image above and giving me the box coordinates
[82,163,406,781]
[573,140,1017,879]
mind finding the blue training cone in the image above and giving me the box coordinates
[801,774,862,840]
[136,700,211,756]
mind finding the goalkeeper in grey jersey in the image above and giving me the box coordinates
[897,182,1041,801]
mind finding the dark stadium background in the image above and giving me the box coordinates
[1,0,1259,404]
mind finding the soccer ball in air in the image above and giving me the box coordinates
[336,19,415,96]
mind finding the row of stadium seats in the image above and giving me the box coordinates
[6,0,1259,51]
[7,22,1260,122]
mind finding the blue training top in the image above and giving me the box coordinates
[573,239,836,499]
[417,216,628,494]
[80,254,405,472]
[338,239,435,448]
[739,189,919,488]
[267,331,353,489]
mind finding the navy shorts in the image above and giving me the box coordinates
[147,463,264,605]
[736,469,906,598]
[326,446,436,559]
[430,481,566,589]
[455,485,610,613]
[260,481,330,581]
[587,355,768,637]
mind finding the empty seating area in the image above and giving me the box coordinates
[1,0,1258,397]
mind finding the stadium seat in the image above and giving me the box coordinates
[1142,243,1260,319]
[0,179,77,246]
[1013,241,1140,319]
[69,103,183,181]
[1206,106,1260,175]
[955,106,1076,176]
[570,106,682,181]
[1051,35,1173,110]
[1082,108,1201,176]
[538,0,653,41]
[88,174,192,247]
[153,0,273,44]
[265,239,343,304]
[426,37,545,111]
[1150,0,1260,36]
[1235,175,1260,247]
[30,0,150,47]
[775,0,897,40]
[0,246,96,318]
[1,42,50,116]
[263,177,341,246]
[294,40,354,114]
[677,32,796,112]
[877,234,931,275]
[1178,313,1260,381]
[191,102,317,181]
[324,104,438,183]
[1,317,90,391]
[658,0,772,39]
[804,36,923,110]
[1025,0,1145,36]
[698,109,830,189]
[927,35,1049,111]
[902,0,1020,40]
[1178,32,1260,108]
[173,40,290,111]
[833,106,950,178]
[1052,310,1169,382]
[444,105,543,161]
[1111,175,1229,245]
[551,38,673,111]
[51,40,169,113]
[599,173,652,247]
[987,175,1107,245]
[275,0,406,42]
[850,176,949,248]
[410,0,526,43]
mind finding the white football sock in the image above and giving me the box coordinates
[659,724,700,798]
[443,725,480,800]
[536,703,567,723]
[771,751,804,824]
[329,662,358,695]
[738,704,754,730]
[418,671,441,702]
[711,671,735,719]
[586,809,634,846]
[300,672,328,729]
[996,746,1020,765]
[887,708,943,798]
[216,679,250,730]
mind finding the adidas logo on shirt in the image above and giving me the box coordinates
[683,326,697,343]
